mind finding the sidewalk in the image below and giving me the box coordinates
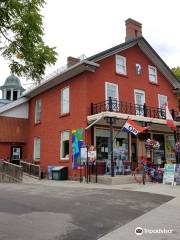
[23,175,180,240]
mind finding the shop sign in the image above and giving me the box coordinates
[88,146,96,162]
[163,164,175,185]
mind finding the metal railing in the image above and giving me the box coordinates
[0,161,23,182]
[20,161,41,179]
[91,98,178,120]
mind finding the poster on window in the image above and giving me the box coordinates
[163,164,175,185]
[72,128,83,169]
[174,164,180,184]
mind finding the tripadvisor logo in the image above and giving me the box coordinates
[135,227,143,236]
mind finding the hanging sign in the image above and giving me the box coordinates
[88,146,96,162]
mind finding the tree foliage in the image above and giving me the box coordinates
[0,0,57,83]
[172,66,180,80]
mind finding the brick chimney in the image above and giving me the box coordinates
[125,18,142,42]
[67,56,80,67]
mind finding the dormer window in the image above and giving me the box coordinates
[116,55,127,75]
[148,65,157,83]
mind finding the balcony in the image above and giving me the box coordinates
[91,97,178,120]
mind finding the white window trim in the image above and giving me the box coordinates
[134,89,146,105]
[105,82,119,102]
[60,130,70,160]
[116,55,127,75]
[34,137,40,161]
[158,94,167,109]
[61,86,70,115]
[148,65,157,83]
[35,99,41,123]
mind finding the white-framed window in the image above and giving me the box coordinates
[34,137,40,161]
[158,94,167,118]
[60,130,70,159]
[134,89,145,116]
[61,86,69,114]
[116,55,127,75]
[35,99,41,123]
[105,82,119,101]
[105,82,119,111]
[148,65,157,83]
[158,94,167,109]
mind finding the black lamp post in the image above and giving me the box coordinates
[173,113,180,164]
[104,116,117,177]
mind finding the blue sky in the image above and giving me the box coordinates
[0,0,180,89]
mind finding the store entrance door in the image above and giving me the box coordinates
[152,134,165,165]
[96,136,111,174]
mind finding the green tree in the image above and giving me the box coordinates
[172,66,180,80]
[0,0,57,83]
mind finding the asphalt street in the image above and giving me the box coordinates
[0,183,173,240]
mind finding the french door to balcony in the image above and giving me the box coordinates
[105,82,119,111]
[134,90,145,116]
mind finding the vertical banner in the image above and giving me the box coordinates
[72,128,83,169]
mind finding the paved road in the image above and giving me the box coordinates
[0,183,173,240]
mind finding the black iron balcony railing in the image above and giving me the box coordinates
[91,97,178,120]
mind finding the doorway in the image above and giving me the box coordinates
[11,146,22,164]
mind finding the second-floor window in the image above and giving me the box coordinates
[34,137,40,161]
[134,89,145,116]
[148,66,157,83]
[105,82,119,101]
[158,94,167,118]
[61,87,69,114]
[35,99,41,123]
[116,55,127,75]
[105,82,119,111]
[158,95,167,109]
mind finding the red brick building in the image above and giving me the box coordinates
[0,19,180,178]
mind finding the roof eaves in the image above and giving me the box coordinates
[23,60,99,99]
[87,37,142,62]
[0,97,29,114]
[138,38,180,89]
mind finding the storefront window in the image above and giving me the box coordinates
[96,129,110,160]
[113,131,128,161]
[165,135,176,162]
[96,128,129,174]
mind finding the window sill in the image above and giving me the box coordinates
[115,72,128,78]
[34,121,41,126]
[34,159,40,162]
[59,113,70,118]
[59,158,69,161]
[149,81,159,86]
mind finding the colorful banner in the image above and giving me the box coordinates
[72,128,83,169]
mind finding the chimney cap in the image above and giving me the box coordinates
[125,18,142,27]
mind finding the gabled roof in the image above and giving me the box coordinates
[87,37,180,89]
